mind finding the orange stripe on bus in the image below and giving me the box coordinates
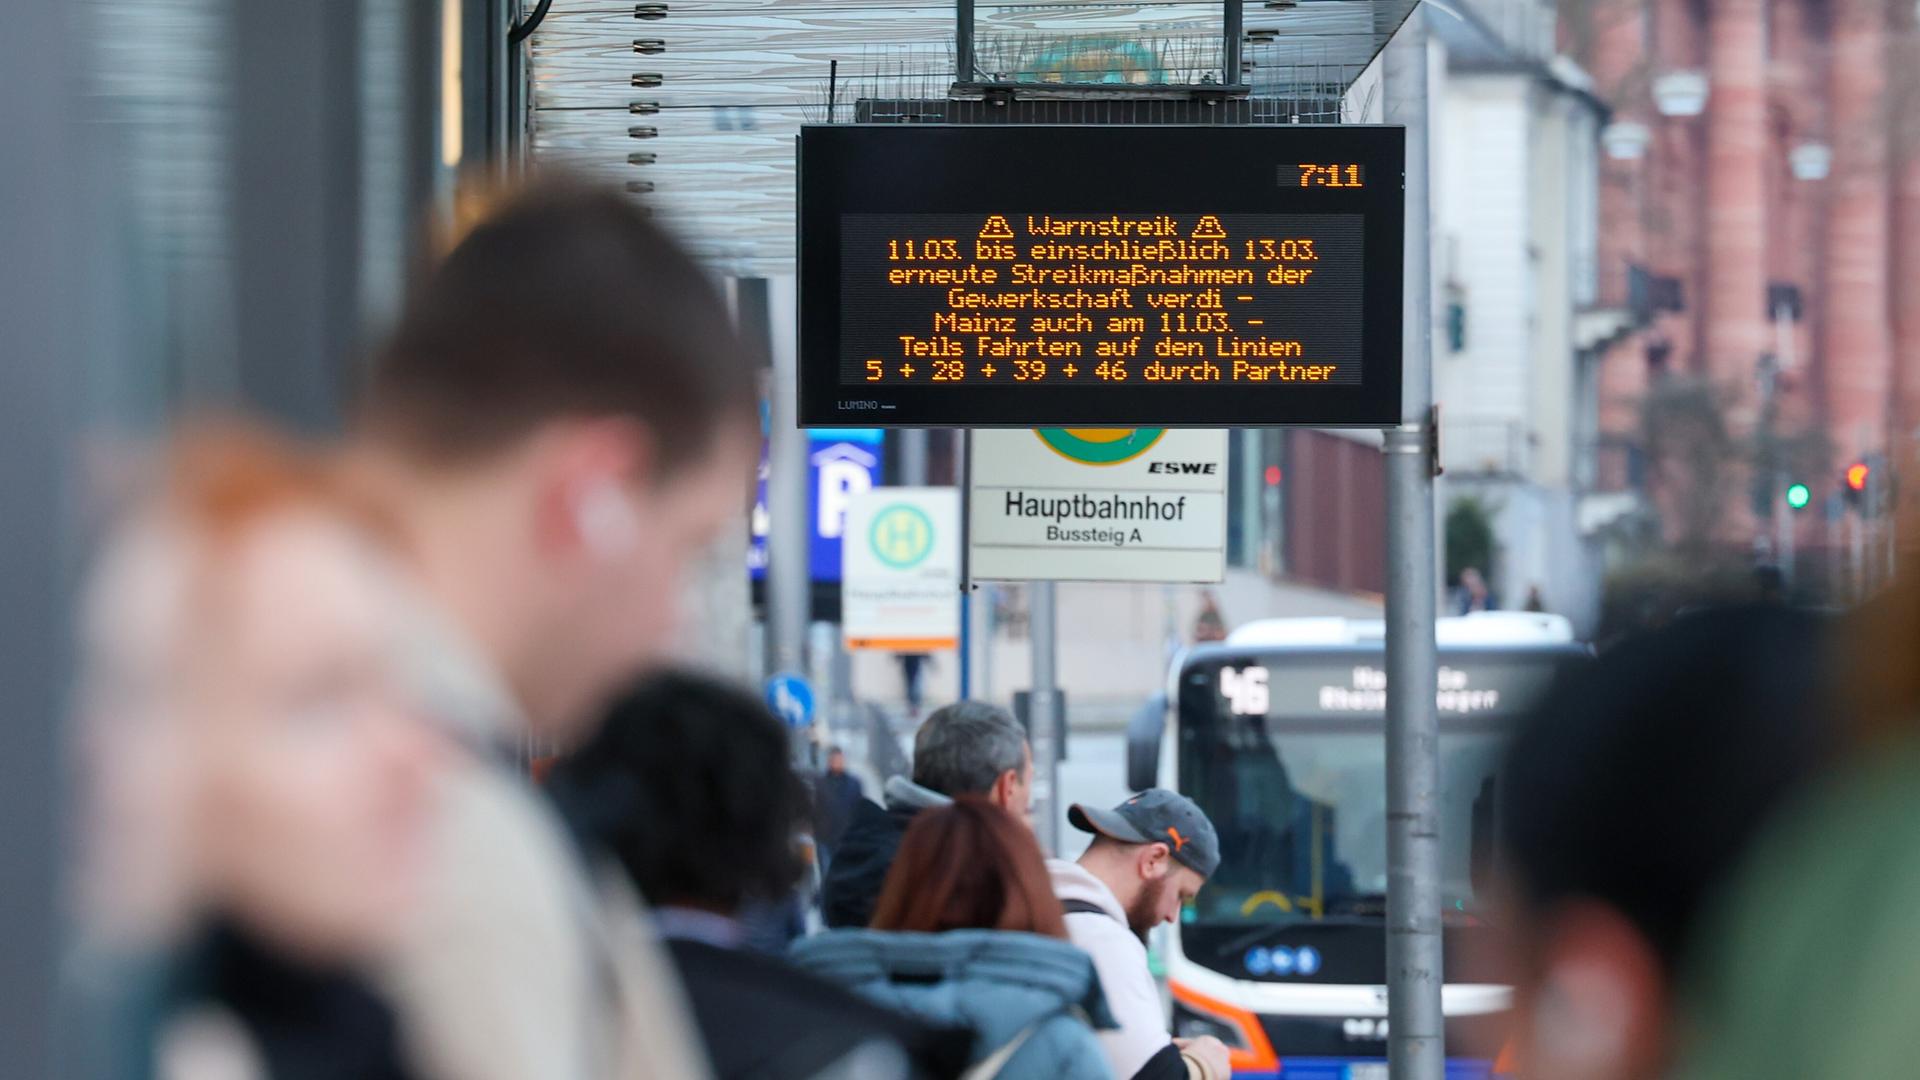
[1170,979,1280,1073]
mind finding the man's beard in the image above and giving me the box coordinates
[1125,876,1170,941]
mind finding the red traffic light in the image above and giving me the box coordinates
[1847,462,1871,492]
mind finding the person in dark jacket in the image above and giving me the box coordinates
[822,701,1033,929]
[813,746,865,864]
[547,672,967,1080]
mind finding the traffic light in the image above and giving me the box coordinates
[1844,460,1871,513]
[1841,458,1895,516]
[1785,482,1812,511]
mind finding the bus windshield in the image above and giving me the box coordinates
[1176,649,1574,933]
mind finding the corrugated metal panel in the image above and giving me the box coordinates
[528,0,1416,275]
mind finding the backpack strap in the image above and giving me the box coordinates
[959,1020,1044,1080]
[1061,898,1118,921]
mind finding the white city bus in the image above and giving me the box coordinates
[1126,613,1587,1080]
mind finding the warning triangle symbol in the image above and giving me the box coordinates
[979,215,1015,239]
[1191,215,1227,239]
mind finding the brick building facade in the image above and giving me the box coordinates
[1576,0,1917,567]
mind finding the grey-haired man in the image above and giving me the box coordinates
[821,700,1032,928]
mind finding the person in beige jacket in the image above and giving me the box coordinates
[1049,793,1232,1080]
[349,177,762,1080]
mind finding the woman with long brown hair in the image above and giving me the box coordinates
[792,797,1115,1079]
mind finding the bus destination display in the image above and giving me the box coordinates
[799,125,1405,427]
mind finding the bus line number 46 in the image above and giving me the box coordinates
[1220,665,1270,716]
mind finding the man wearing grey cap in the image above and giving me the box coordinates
[1050,790,1232,1080]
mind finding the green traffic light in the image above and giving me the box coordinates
[1786,482,1812,510]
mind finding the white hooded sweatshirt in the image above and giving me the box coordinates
[1048,858,1177,1079]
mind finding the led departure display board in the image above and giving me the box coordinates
[798,124,1405,427]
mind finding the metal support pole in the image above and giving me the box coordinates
[1222,0,1243,86]
[955,0,976,84]
[231,0,366,432]
[1850,513,1866,602]
[1827,506,1843,599]
[1768,307,1796,589]
[1888,510,1898,585]
[1029,581,1061,854]
[959,592,973,699]
[1384,11,1443,1080]
[900,429,930,488]
[505,0,530,167]
[807,621,837,709]
[766,277,811,683]
[959,429,973,700]
[980,584,998,702]
[1775,480,1795,589]
[2,2,86,1068]
[1237,428,1262,564]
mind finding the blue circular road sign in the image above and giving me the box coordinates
[765,672,816,729]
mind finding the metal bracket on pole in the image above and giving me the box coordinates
[1427,405,1443,478]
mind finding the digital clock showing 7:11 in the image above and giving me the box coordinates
[1295,164,1365,188]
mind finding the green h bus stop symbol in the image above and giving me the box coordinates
[869,504,934,568]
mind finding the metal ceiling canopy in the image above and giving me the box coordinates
[529,0,1420,276]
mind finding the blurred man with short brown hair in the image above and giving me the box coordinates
[350,177,759,1080]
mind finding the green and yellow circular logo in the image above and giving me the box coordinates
[869,504,935,569]
[1034,428,1167,466]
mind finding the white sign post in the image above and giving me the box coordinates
[968,428,1228,583]
[842,487,961,651]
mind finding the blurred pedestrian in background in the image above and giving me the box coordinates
[1486,607,1835,1080]
[823,701,1033,929]
[72,424,443,1079]
[896,653,930,717]
[347,177,758,1080]
[1050,793,1229,1080]
[1190,592,1227,644]
[1663,568,1920,1079]
[794,798,1117,1079]
[814,746,866,868]
[547,672,961,1080]
[1457,567,1498,614]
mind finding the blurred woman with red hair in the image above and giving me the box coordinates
[72,422,443,1079]
[792,797,1116,1079]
